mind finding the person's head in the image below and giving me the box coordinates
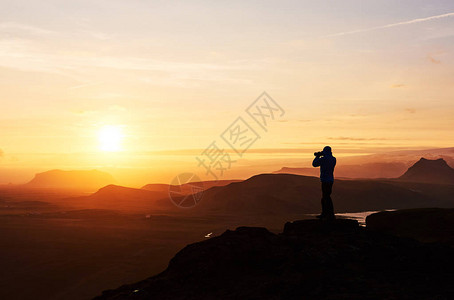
[323,146,332,155]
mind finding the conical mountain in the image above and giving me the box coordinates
[399,158,454,184]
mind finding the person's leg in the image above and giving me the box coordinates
[320,182,329,216]
[325,182,334,218]
[317,182,326,218]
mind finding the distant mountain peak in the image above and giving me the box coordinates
[399,157,454,184]
[413,157,450,168]
[24,169,116,190]
[98,184,122,191]
[418,157,445,163]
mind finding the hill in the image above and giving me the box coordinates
[67,173,454,215]
[275,162,408,179]
[398,157,454,184]
[70,184,175,212]
[25,169,116,190]
[141,179,241,193]
[192,173,452,214]
[95,210,454,299]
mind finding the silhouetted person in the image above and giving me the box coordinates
[312,146,336,220]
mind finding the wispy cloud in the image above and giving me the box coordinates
[0,42,261,85]
[328,137,390,141]
[326,12,454,37]
[391,84,406,88]
[276,119,312,123]
[0,22,262,85]
[0,22,55,37]
[427,54,441,64]
[68,82,102,90]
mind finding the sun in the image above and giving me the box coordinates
[98,125,123,152]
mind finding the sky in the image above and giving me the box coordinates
[1,0,454,185]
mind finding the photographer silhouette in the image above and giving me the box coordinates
[312,146,336,220]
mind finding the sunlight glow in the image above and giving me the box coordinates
[98,125,123,152]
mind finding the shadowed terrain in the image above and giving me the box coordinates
[95,210,454,299]
[0,209,288,300]
[366,208,454,246]
[1,159,454,299]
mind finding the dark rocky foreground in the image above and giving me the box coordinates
[95,213,454,300]
[366,208,454,246]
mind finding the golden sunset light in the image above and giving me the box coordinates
[98,125,123,152]
[1,1,454,299]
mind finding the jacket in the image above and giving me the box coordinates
[312,154,336,183]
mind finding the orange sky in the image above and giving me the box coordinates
[1,1,454,185]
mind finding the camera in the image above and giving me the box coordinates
[314,151,324,157]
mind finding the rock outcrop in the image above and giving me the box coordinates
[366,208,454,246]
[95,216,454,299]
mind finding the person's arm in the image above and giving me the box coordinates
[312,156,323,167]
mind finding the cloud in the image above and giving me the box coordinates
[72,109,96,115]
[326,12,454,37]
[391,84,406,88]
[0,42,260,85]
[427,55,441,64]
[276,119,311,123]
[0,21,263,84]
[405,108,416,114]
[328,137,390,141]
[0,22,55,37]
[68,82,102,90]
[108,105,127,112]
[0,149,4,158]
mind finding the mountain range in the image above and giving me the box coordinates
[59,158,454,216]
[275,153,454,179]
[274,162,409,179]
